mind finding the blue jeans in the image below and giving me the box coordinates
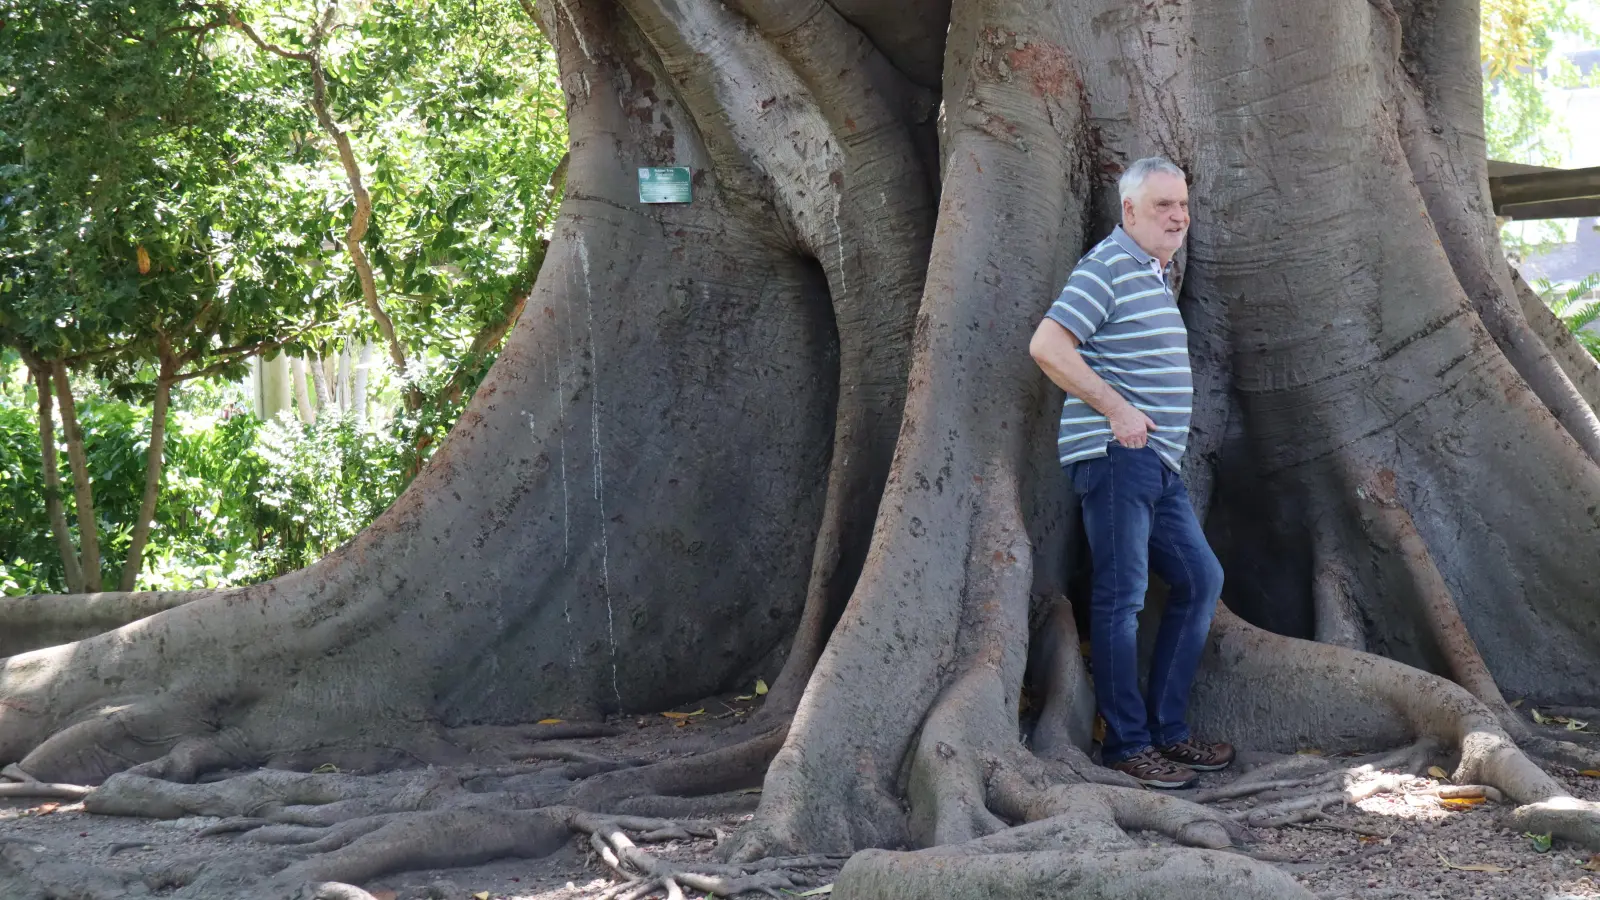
[1067,445,1223,764]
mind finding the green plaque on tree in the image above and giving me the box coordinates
[638,167,692,204]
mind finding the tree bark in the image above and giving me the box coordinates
[119,362,174,593]
[309,351,331,418]
[49,361,102,593]
[1514,268,1600,416]
[0,591,194,658]
[352,341,371,423]
[28,363,86,594]
[292,355,316,423]
[336,343,351,414]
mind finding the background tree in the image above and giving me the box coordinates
[5,0,1600,898]
[0,0,341,591]
[1480,0,1598,259]
[0,0,563,594]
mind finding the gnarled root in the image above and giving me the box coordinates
[833,845,1311,900]
[0,762,92,800]
[582,812,842,898]
[0,590,197,658]
[1351,469,1600,772]
[69,761,828,898]
[564,724,785,816]
[1193,608,1600,847]
[842,741,1308,900]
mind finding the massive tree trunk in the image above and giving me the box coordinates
[5,0,1600,896]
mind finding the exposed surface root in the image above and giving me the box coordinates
[0,781,92,800]
[445,721,624,750]
[38,756,825,898]
[833,846,1312,900]
[0,590,197,658]
[564,724,785,812]
[1027,600,1097,761]
[292,883,380,900]
[582,813,841,898]
[1353,468,1600,774]
[1231,773,1409,828]
[1194,608,1600,847]
[1186,741,1437,807]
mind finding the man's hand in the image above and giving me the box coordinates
[1030,320,1158,449]
[1109,405,1158,449]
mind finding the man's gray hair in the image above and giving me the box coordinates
[1118,156,1186,203]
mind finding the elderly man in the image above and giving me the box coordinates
[1028,157,1231,789]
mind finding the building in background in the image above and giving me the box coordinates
[1516,43,1599,288]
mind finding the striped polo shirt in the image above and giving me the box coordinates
[1044,225,1192,472]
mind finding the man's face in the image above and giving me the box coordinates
[1122,171,1190,262]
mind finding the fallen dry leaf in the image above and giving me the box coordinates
[661,709,705,719]
[755,679,769,696]
[370,891,397,900]
[1437,853,1509,873]
[797,886,833,896]
[1532,708,1550,725]
[734,694,755,701]
[1580,770,1600,778]
[1437,796,1485,810]
[1581,853,1600,872]
[32,802,60,816]
[1427,765,1451,781]
[537,718,563,724]
[1297,748,1324,757]
[473,893,490,900]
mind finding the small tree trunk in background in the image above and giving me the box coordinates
[309,353,331,419]
[353,342,371,424]
[337,345,352,415]
[291,356,315,423]
[30,364,85,594]
[49,362,101,592]
[120,363,174,592]
[252,352,293,421]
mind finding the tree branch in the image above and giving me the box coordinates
[171,319,328,385]
[213,3,313,61]
[435,288,530,409]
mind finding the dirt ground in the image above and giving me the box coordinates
[5,696,1600,900]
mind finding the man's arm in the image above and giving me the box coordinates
[1029,318,1157,449]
